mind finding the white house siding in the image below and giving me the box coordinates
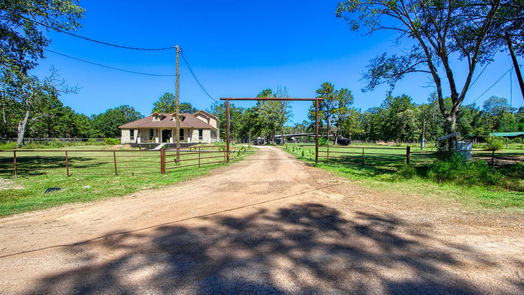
[121,127,217,144]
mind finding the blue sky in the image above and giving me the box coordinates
[34,0,523,124]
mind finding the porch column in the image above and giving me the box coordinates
[137,129,142,143]
[170,128,174,143]
[155,129,160,143]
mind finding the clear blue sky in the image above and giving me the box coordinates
[33,0,523,124]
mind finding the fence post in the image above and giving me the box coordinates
[327,145,330,163]
[406,146,411,165]
[491,149,495,167]
[160,149,166,174]
[13,150,17,178]
[65,151,70,176]
[198,146,201,168]
[362,147,365,166]
[113,151,118,175]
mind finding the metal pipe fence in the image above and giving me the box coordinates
[0,147,249,178]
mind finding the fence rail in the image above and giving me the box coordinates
[0,146,248,178]
[286,144,524,167]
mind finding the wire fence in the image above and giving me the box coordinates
[286,144,524,168]
[0,146,249,178]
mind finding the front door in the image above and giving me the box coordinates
[162,130,171,143]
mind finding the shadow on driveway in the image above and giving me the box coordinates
[25,203,520,294]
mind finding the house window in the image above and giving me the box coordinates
[180,129,184,140]
[149,129,154,140]
[130,129,135,140]
[199,129,203,140]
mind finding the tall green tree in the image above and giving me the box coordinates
[309,82,354,142]
[256,88,291,143]
[336,0,515,145]
[0,0,84,78]
[91,105,142,138]
[152,92,197,113]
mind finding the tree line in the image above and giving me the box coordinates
[209,83,524,144]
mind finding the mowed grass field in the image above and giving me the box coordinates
[0,144,253,216]
[283,143,524,209]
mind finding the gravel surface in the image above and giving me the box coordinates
[0,146,522,294]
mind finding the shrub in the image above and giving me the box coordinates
[486,136,504,151]
[396,164,416,179]
[103,138,120,145]
[318,137,329,146]
[428,154,503,187]
[0,142,17,150]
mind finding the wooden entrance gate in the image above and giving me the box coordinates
[220,97,324,164]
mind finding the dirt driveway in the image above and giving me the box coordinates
[0,146,523,294]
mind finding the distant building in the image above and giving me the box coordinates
[119,111,219,144]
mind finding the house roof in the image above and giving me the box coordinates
[119,112,216,129]
[490,132,524,137]
[194,110,219,121]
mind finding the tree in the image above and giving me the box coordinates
[339,109,364,140]
[0,0,83,78]
[337,0,513,149]
[482,96,514,116]
[91,105,142,138]
[152,92,197,114]
[309,82,354,143]
[256,88,291,143]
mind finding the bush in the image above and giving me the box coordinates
[486,136,504,151]
[103,138,120,145]
[428,154,503,187]
[318,137,329,146]
[0,142,17,150]
[396,164,416,179]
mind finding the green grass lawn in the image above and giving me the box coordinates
[0,144,252,216]
[283,143,524,210]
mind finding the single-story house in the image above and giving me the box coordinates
[119,111,220,144]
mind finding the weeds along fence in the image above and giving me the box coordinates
[0,145,248,178]
[286,144,523,167]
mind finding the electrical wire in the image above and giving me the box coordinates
[45,49,176,77]
[471,67,512,104]
[19,14,176,51]
[181,52,218,102]
[469,62,490,88]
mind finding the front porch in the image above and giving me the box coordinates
[135,128,193,144]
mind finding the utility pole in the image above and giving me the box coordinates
[175,45,181,163]
[505,33,524,101]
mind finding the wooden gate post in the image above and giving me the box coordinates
[226,99,230,163]
[160,149,166,174]
[113,151,118,175]
[65,151,70,176]
[198,146,201,168]
[13,150,17,178]
[315,100,319,164]
[406,146,411,165]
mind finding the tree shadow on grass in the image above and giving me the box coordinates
[25,203,520,294]
[0,156,107,176]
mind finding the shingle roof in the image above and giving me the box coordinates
[119,113,215,129]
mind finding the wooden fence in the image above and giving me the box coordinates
[289,144,523,167]
[0,145,247,178]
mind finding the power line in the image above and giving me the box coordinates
[471,67,512,104]
[470,62,490,88]
[181,52,218,102]
[19,14,176,51]
[45,49,176,77]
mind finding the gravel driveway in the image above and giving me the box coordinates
[0,146,522,294]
